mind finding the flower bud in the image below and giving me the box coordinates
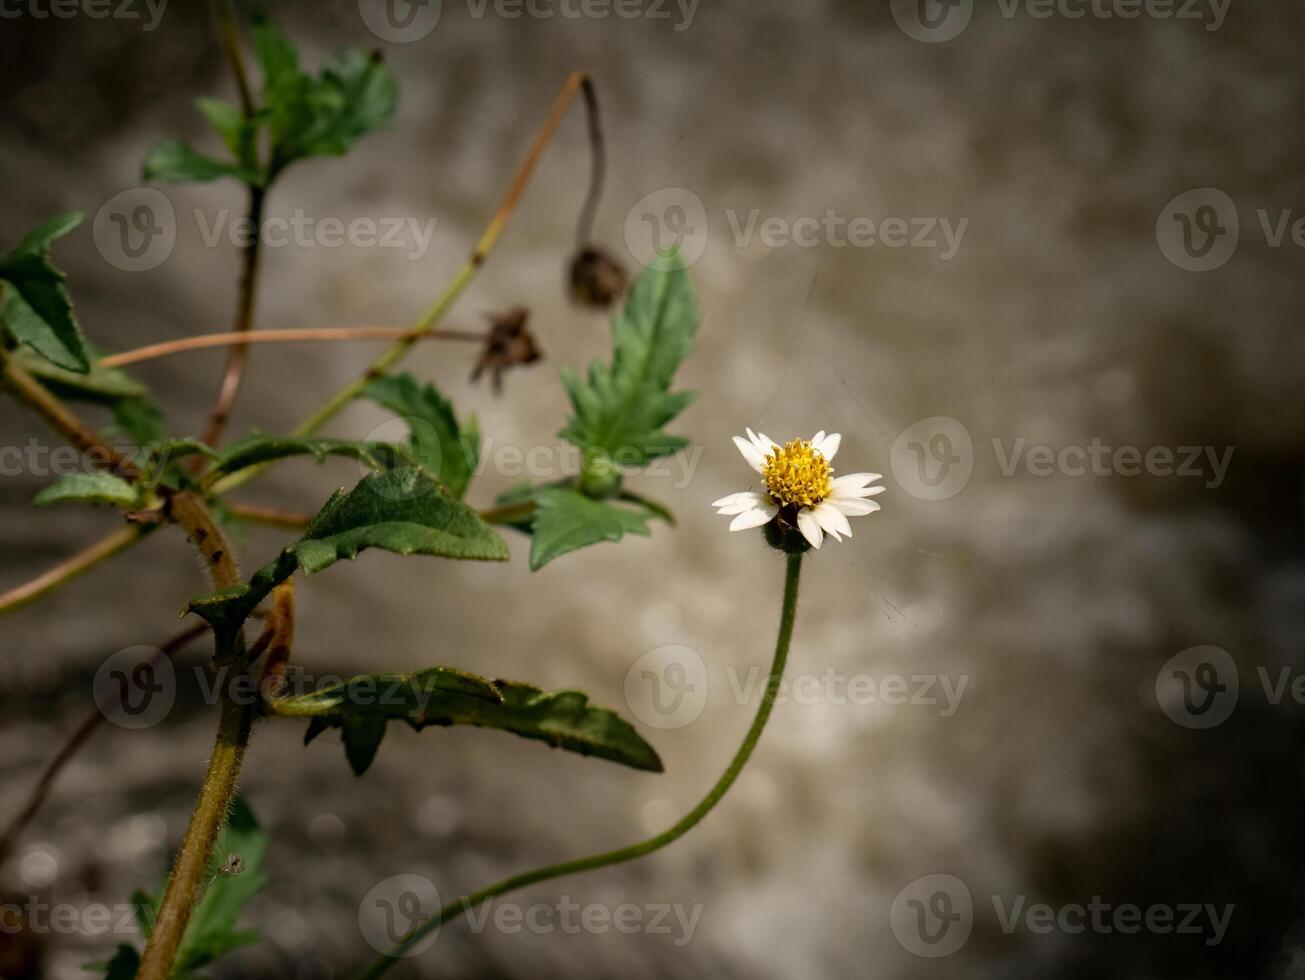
[568,245,627,308]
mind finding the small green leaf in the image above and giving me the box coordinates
[558,249,699,466]
[9,346,147,402]
[34,473,139,509]
[177,797,267,972]
[528,487,651,571]
[254,16,397,171]
[283,671,661,774]
[196,97,253,163]
[361,374,480,498]
[0,212,90,373]
[207,432,403,480]
[142,138,259,185]
[189,468,508,636]
[87,944,140,980]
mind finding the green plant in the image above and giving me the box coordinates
[0,6,828,979]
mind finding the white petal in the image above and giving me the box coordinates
[831,472,881,494]
[830,497,881,517]
[831,484,887,503]
[712,491,748,508]
[812,431,841,461]
[733,435,767,473]
[729,506,776,531]
[748,428,780,456]
[715,491,770,515]
[813,500,852,540]
[796,509,824,549]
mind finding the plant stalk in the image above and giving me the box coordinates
[355,552,803,977]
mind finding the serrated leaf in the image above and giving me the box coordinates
[34,472,139,508]
[189,468,508,637]
[0,212,90,373]
[283,671,661,774]
[361,374,479,498]
[529,487,651,571]
[207,432,404,480]
[558,249,699,466]
[254,16,397,172]
[275,666,501,775]
[142,138,259,185]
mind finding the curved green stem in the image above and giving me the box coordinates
[354,552,803,979]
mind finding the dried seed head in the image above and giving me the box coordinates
[471,306,542,394]
[568,245,627,308]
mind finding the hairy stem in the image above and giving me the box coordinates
[1,350,140,479]
[355,552,803,977]
[137,493,253,980]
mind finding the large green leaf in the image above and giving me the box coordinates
[206,432,408,480]
[273,666,503,775]
[189,467,508,637]
[360,373,480,498]
[528,486,652,571]
[33,472,139,509]
[0,212,90,373]
[280,671,662,774]
[558,249,699,466]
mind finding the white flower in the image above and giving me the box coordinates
[712,428,884,549]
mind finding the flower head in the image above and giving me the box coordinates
[713,428,884,550]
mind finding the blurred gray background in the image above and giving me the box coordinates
[3,0,1305,976]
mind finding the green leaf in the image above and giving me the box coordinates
[285,672,661,774]
[142,138,258,185]
[254,16,397,171]
[0,212,90,373]
[274,666,503,775]
[361,374,480,498]
[207,432,404,480]
[110,396,169,447]
[9,346,148,402]
[196,97,252,162]
[176,797,267,972]
[88,944,140,980]
[33,473,139,509]
[189,467,508,637]
[528,487,651,571]
[558,249,699,466]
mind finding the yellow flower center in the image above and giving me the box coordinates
[762,439,832,508]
